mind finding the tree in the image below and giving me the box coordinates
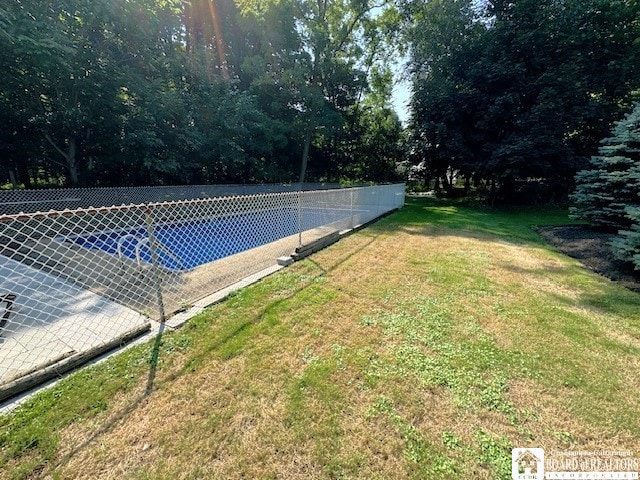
[613,204,640,270]
[0,0,185,186]
[288,0,390,182]
[570,103,640,231]
[339,66,404,182]
[0,0,406,188]
[0,0,74,186]
[405,0,640,202]
[569,102,640,269]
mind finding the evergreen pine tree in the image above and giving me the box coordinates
[612,167,640,269]
[570,104,640,231]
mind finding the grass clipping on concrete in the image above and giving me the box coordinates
[1,197,640,479]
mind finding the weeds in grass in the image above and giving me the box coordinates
[1,197,639,480]
[475,430,512,477]
[367,395,459,479]
[367,303,519,418]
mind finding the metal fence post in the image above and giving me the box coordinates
[0,183,413,402]
[297,186,303,247]
[145,206,166,323]
[349,188,354,229]
[381,185,388,213]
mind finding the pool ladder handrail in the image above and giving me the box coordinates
[116,234,184,270]
[116,234,141,265]
[136,237,185,270]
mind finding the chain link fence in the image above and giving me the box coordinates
[0,183,348,215]
[0,183,404,400]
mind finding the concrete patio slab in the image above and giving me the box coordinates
[0,255,150,392]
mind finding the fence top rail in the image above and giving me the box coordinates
[0,193,276,222]
[0,182,345,195]
[0,183,356,216]
[0,184,405,223]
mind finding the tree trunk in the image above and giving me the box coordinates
[490,177,497,207]
[208,0,231,81]
[16,161,31,189]
[441,174,450,193]
[8,169,18,189]
[299,127,312,184]
[44,134,80,186]
[67,137,79,186]
[242,158,252,183]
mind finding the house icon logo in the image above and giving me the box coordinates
[512,448,544,480]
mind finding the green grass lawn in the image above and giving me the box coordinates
[1,197,639,479]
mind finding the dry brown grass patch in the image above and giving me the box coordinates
[15,202,638,480]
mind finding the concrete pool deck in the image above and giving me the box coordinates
[0,220,367,403]
[0,256,150,401]
[0,227,329,403]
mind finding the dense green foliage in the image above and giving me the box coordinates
[571,103,640,268]
[4,0,640,203]
[614,206,640,270]
[0,0,403,187]
[570,104,640,230]
[575,103,640,269]
[404,0,640,203]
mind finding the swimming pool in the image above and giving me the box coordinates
[62,206,361,271]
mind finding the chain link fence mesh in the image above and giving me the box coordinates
[0,183,404,400]
[0,183,347,215]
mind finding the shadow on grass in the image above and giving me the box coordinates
[50,319,168,475]
[6,196,639,479]
[306,235,378,273]
[6,222,386,479]
[498,257,640,317]
[175,235,380,375]
[375,198,640,325]
[55,232,380,469]
[375,197,640,349]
